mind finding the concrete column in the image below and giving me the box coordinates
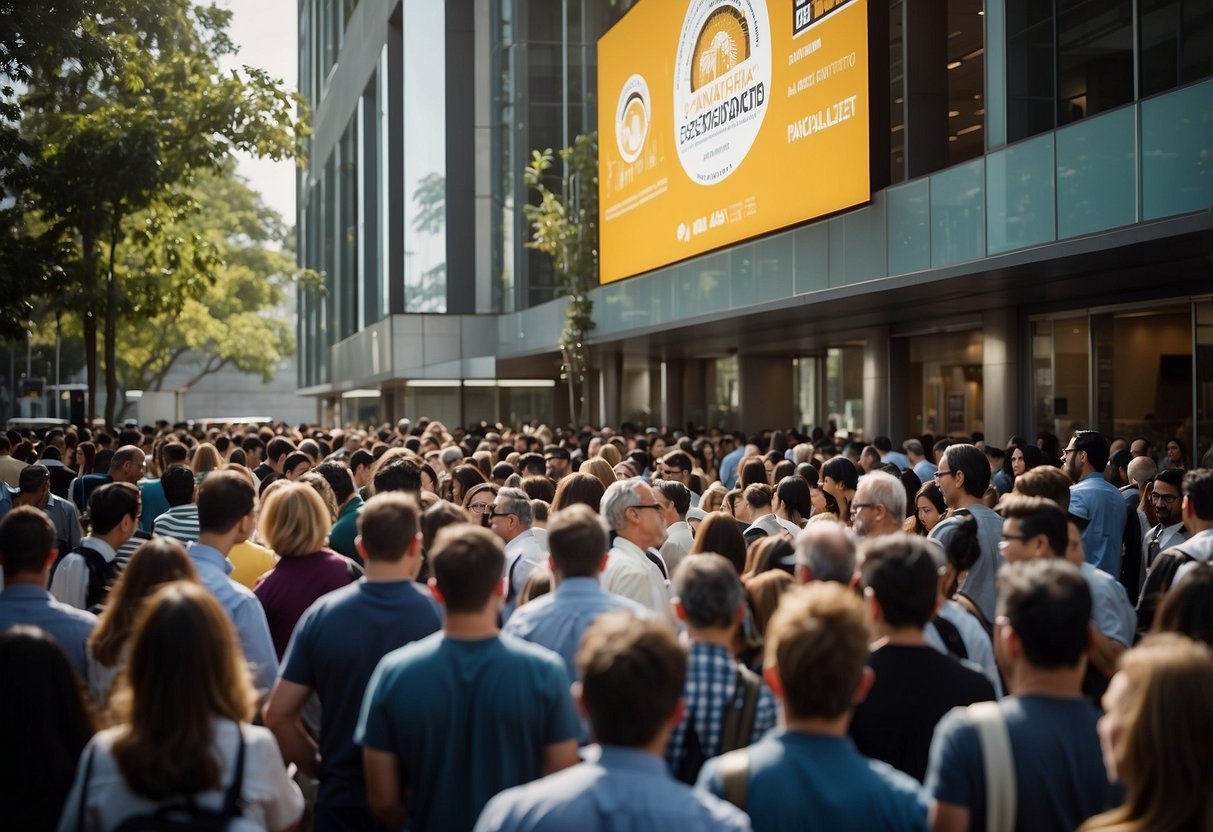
[597,353,624,429]
[738,357,794,436]
[862,327,891,439]
[682,359,710,430]
[982,308,1019,447]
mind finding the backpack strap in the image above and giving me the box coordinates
[221,726,246,820]
[716,748,750,810]
[930,615,968,661]
[75,745,96,832]
[968,701,1015,832]
[720,665,762,753]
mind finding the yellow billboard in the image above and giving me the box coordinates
[598,0,870,284]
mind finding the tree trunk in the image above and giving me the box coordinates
[81,231,98,424]
[103,215,121,428]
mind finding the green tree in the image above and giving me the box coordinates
[20,0,304,426]
[524,132,598,426]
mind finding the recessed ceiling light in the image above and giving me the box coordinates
[947,61,962,69]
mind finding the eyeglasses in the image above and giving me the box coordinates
[1000,533,1027,542]
[1061,448,1080,460]
[631,503,663,512]
[934,470,956,481]
[488,510,515,519]
[467,503,495,514]
[850,502,875,513]
[1150,492,1181,505]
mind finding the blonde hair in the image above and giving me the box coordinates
[1080,634,1213,832]
[191,443,223,477]
[580,457,617,490]
[259,481,330,558]
[596,444,622,467]
[700,481,727,513]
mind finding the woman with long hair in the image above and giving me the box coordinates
[1080,634,1213,832]
[448,463,487,506]
[578,457,617,491]
[88,538,199,709]
[58,582,302,831]
[772,475,812,530]
[1,627,95,831]
[551,473,604,513]
[190,442,224,482]
[690,512,748,575]
[253,483,360,658]
[691,437,718,486]
[821,456,859,525]
[908,480,948,536]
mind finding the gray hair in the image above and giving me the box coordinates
[497,487,533,526]
[858,470,906,519]
[1127,456,1157,488]
[441,446,464,466]
[795,521,857,584]
[601,478,645,532]
[673,554,744,629]
[903,439,925,459]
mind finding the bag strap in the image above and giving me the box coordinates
[75,744,96,832]
[717,748,750,810]
[221,726,246,819]
[968,701,1015,832]
[720,665,762,753]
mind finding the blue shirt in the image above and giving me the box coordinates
[925,695,1115,832]
[280,578,441,808]
[913,459,938,484]
[665,642,779,774]
[720,447,745,490]
[929,505,1004,623]
[881,450,912,471]
[503,577,652,682]
[138,479,169,534]
[357,632,580,832]
[697,729,928,832]
[0,584,97,679]
[186,541,278,693]
[1070,473,1127,576]
[476,745,751,832]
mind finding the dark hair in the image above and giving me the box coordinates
[748,535,795,577]
[350,449,374,472]
[0,507,56,578]
[282,451,311,474]
[673,554,745,629]
[943,514,982,577]
[652,479,691,518]
[266,437,296,463]
[551,472,605,513]
[420,501,466,554]
[358,493,420,562]
[1153,565,1213,649]
[999,495,1069,558]
[740,459,768,489]
[997,559,1091,668]
[374,457,423,494]
[450,464,487,498]
[429,525,505,613]
[690,512,747,575]
[1184,469,1213,521]
[898,470,922,518]
[795,462,819,487]
[860,535,940,629]
[0,627,95,829]
[520,475,556,503]
[822,457,859,491]
[517,453,546,477]
[776,475,812,521]
[943,443,991,498]
[312,460,357,505]
[1013,465,1073,510]
[88,482,141,536]
[156,466,192,508]
[196,470,255,535]
[548,504,608,578]
[743,482,774,509]
[1070,430,1110,472]
[576,612,685,747]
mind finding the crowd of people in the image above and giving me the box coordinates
[1,416,1212,831]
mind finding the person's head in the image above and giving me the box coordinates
[995,559,1091,674]
[601,478,666,549]
[913,480,947,534]
[657,451,694,488]
[744,534,794,579]
[428,524,505,614]
[240,436,265,467]
[196,469,256,540]
[519,474,555,504]
[461,481,500,527]
[903,438,926,463]
[88,482,141,539]
[1012,464,1073,510]
[1182,468,1213,527]
[935,443,989,506]
[258,481,329,558]
[1146,467,1185,526]
[89,538,198,667]
[737,482,774,522]
[859,534,940,631]
[356,492,422,570]
[997,495,1068,562]
[1153,564,1213,649]
[281,451,312,482]
[774,475,812,521]
[551,471,606,513]
[265,436,296,471]
[794,520,856,585]
[373,456,424,495]
[1165,437,1188,467]
[651,479,691,529]
[1063,430,1110,482]
[821,457,859,493]
[189,443,223,479]
[575,612,685,748]
[111,581,257,799]
[689,511,747,575]
[547,504,609,579]
[851,471,905,537]
[858,445,881,473]
[312,460,357,507]
[1096,633,1213,827]
[765,582,871,720]
[160,465,196,509]
[108,445,147,484]
[488,486,533,544]
[673,553,745,633]
[0,506,56,579]
[745,568,795,636]
[544,445,571,480]
[1127,455,1157,489]
[449,463,487,503]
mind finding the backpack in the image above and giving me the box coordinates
[930,615,968,661]
[75,730,245,832]
[50,544,122,612]
[675,665,763,784]
[1136,548,1198,636]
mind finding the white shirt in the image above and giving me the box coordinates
[502,528,547,622]
[48,538,117,610]
[660,520,694,578]
[57,719,303,832]
[602,536,672,620]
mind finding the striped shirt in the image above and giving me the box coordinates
[153,504,200,545]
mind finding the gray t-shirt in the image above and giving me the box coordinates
[929,505,1004,623]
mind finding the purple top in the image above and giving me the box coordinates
[254,547,355,658]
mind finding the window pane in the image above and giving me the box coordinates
[1057,0,1134,126]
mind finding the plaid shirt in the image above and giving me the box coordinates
[665,641,778,773]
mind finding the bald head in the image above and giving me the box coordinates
[1127,456,1157,489]
[108,445,147,484]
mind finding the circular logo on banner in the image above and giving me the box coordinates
[673,0,771,185]
[615,74,651,164]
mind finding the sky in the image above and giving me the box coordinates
[221,0,299,223]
